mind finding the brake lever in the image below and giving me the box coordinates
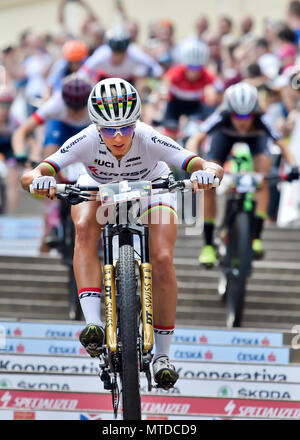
[56,193,87,205]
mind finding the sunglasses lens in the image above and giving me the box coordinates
[234,114,252,120]
[100,125,135,138]
[187,65,203,71]
[100,128,117,138]
[120,125,135,136]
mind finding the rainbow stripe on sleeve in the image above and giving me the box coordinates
[182,155,198,173]
[41,160,60,176]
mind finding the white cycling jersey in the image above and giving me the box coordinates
[80,44,163,81]
[42,121,199,184]
[32,92,91,127]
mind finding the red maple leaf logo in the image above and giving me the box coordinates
[16,344,25,353]
[204,350,213,360]
[79,347,88,355]
[13,328,22,336]
[199,335,208,344]
[268,352,276,362]
[261,338,270,346]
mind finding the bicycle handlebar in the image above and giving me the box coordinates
[29,177,220,195]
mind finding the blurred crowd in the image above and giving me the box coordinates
[0,0,299,229]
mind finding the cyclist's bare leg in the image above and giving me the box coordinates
[148,213,178,328]
[72,201,107,355]
[71,200,103,290]
[147,212,179,385]
[253,153,272,215]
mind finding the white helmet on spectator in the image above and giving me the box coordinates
[178,39,210,67]
[88,77,141,128]
[224,82,259,115]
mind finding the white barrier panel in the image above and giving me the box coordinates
[1,355,300,383]
[0,338,290,363]
[0,321,284,346]
[1,373,300,400]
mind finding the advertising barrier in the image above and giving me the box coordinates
[0,373,300,400]
[0,321,284,347]
[1,390,300,419]
[0,339,290,363]
[1,355,300,382]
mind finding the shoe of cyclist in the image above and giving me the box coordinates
[152,355,179,390]
[79,324,105,357]
[198,244,217,267]
[252,239,264,260]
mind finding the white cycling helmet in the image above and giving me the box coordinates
[224,82,259,115]
[178,39,210,67]
[88,78,141,128]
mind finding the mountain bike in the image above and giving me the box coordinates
[216,156,299,328]
[30,173,218,420]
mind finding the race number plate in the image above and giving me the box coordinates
[99,180,153,206]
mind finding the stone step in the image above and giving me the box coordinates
[0,310,69,321]
[174,247,300,261]
[0,297,69,315]
[0,273,69,288]
[177,281,300,295]
[175,269,300,286]
[0,255,61,265]
[177,294,300,311]
[0,261,68,273]
[173,257,300,273]
[176,305,300,325]
[175,239,300,251]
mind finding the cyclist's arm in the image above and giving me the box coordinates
[21,163,54,190]
[185,132,207,154]
[189,156,224,181]
[12,116,39,159]
[275,138,296,165]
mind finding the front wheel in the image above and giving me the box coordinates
[118,244,141,420]
[225,212,252,328]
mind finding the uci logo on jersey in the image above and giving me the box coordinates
[94,159,114,168]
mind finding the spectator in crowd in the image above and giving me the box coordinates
[218,16,235,44]
[46,39,89,96]
[287,0,300,44]
[194,16,210,41]
[240,15,255,43]
[0,88,21,214]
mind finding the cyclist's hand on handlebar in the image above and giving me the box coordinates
[32,176,57,199]
[190,170,216,192]
[287,165,300,182]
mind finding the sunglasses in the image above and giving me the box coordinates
[99,124,136,138]
[232,113,254,120]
